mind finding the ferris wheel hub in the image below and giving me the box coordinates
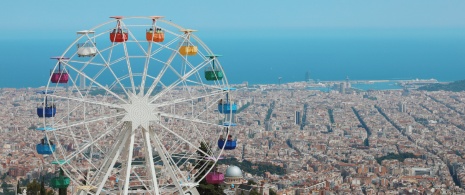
[120,93,159,130]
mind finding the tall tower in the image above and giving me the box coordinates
[398,102,407,113]
[295,111,301,125]
[345,76,351,89]
[339,83,346,94]
[305,71,310,82]
[80,74,86,89]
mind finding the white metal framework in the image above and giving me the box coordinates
[40,16,234,195]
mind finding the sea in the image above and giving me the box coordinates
[1,35,465,89]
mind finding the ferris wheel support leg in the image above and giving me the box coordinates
[94,125,131,195]
[123,129,136,195]
[143,127,160,195]
[150,127,185,194]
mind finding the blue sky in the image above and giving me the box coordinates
[0,1,465,87]
[1,0,465,39]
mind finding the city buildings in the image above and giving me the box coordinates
[2,82,465,194]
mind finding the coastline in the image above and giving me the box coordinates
[1,78,445,91]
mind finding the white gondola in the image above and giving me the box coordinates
[76,30,97,57]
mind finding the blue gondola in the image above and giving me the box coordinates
[37,92,56,117]
[218,139,237,150]
[218,103,237,114]
[36,138,56,154]
[37,106,56,118]
[218,88,237,114]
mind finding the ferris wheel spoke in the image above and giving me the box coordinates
[94,123,130,194]
[166,57,210,85]
[165,144,204,178]
[48,94,123,109]
[155,122,210,158]
[180,52,209,73]
[142,128,160,194]
[61,120,124,162]
[149,60,211,103]
[96,52,132,98]
[158,112,219,128]
[53,112,125,131]
[140,42,152,95]
[102,59,132,98]
[133,171,153,195]
[68,60,105,67]
[144,45,180,97]
[63,62,129,104]
[154,90,223,108]
[150,127,187,193]
[50,102,86,126]
[122,128,136,194]
[138,28,183,96]
[100,41,133,98]
[149,35,182,57]
[122,42,137,95]
[144,35,189,97]
[185,79,224,91]
[144,60,171,97]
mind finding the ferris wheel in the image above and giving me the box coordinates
[35,16,238,195]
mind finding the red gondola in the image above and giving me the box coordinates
[50,57,69,84]
[110,16,128,43]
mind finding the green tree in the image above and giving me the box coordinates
[16,180,20,195]
[59,188,67,195]
[195,142,224,195]
[40,178,46,195]
[247,180,257,185]
[250,189,260,195]
[2,181,9,193]
[27,179,41,195]
[269,188,277,195]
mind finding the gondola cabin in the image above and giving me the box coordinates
[51,176,70,189]
[50,57,69,83]
[218,103,237,114]
[206,172,225,184]
[146,16,165,42]
[51,169,70,189]
[204,55,224,81]
[205,67,223,81]
[77,30,97,57]
[36,138,55,154]
[50,72,69,83]
[37,90,56,118]
[179,29,198,55]
[110,29,128,42]
[179,45,197,56]
[146,28,164,42]
[218,138,237,150]
[37,106,56,118]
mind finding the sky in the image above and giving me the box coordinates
[1,1,465,87]
[1,0,465,40]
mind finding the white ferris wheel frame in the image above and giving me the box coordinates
[39,16,235,195]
